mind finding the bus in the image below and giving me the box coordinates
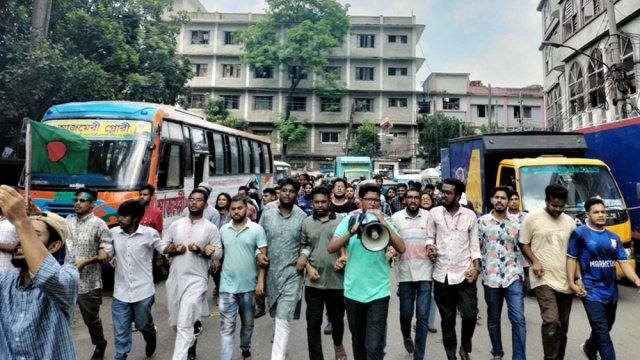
[26,101,274,230]
[274,161,292,181]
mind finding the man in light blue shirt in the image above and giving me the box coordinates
[219,195,267,360]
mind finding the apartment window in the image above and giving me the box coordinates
[418,100,431,114]
[523,106,532,118]
[388,35,408,44]
[354,98,374,112]
[288,65,307,80]
[320,97,341,112]
[194,63,208,77]
[582,0,602,24]
[189,94,205,108]
[388,67,408,76]
[254,66,273,79]
[547,85,563,130]
[324,66,342,80]
[321,132,339,144]
[221,95,240,110]
[287,96,307,111]
[442,97,460,110]
[563,1,578,38]
[477,105,486,118]
[513,106,521,118]
[191,31,210,45]
[568,63,585,115]
[587,49,606,108]
[222,64,241,78]
[544,47,552,74]
[355,67,375,81]
[253,96,273,110]
[389,98,408,108]
[621,38,637,94]
[223,31,237,45]
[357,34,375,48]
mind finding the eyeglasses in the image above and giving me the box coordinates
[362,198,381,203]
[73,198,91,203]
[188,198,205,203]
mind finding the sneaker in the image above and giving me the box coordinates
[90,341,107,360]
[194,320,203,337]
[323,321,333,335]
[187,339,197,360]
[428,327,437,333]
[458,346,470,360]
[580,343,600,360]
[145,328,157,357]
[241,350,252,360]
[403,336,414,354]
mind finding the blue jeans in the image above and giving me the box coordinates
[219,292,255,360]
[345,296,389,360]
[398,281,432,360]
[111,295,156,360]
[428,291,437,329]
[484,279,526,360]
[582,299,617,360]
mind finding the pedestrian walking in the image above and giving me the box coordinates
[425,178,481,360]
[389,183,408,214]
[139,184,163,234]
[65,187,113,360]
[181,182,221,228]
[331,178,358,215]
[519,184,576,360]
[479,186,526,360]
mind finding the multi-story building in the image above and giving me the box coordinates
[170,0,425,170]
[537,0,639,130]
[421,72,545,131]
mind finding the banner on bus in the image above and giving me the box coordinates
[44,120,152,140]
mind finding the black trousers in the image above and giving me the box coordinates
[433,278,478,360]
[305,286,345,360]
[77,288,107,346]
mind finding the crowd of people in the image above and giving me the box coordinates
[0,171,639,360]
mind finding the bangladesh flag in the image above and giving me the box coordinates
[30,120,89,175]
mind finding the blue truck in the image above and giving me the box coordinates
[334,156,373,183]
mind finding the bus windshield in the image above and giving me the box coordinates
[519,165,624,212]
[30,119,153,190]
[274,162,291,181]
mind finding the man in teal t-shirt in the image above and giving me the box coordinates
[328,183,406,360]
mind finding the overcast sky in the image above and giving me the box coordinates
[200,0,544,90]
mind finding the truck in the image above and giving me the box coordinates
[334,156,373,183]
[441,131,634,277]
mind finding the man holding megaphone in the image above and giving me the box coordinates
[328,183,405,360]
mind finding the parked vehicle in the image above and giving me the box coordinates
[334,156,373,183]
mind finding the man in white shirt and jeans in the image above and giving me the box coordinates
[426,178,481,360]
[110,199,167,360]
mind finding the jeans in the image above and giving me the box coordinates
[77,288,107,346]
[219,292,255,360]
[428,291,437,329]
[433,279,478,360]
[305,286,345,360]
[398,281,432,360]
[484,279,527,360]
[344,296,389,360]
[111,295,156,360]
[582,299,617,360]
[534,285,573,360]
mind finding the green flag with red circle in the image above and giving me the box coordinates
[30,120,89,175]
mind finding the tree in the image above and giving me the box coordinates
[348,121,381,157]
[418,113,475,166]
[274,115,308,161]
[201,98,248,131]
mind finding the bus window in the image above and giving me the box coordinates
[228,135,240,174]
[158,143,183,189]
[182,126,193,177]
[164,121,183,141]
[499,166,516,189]
[208,132,225,175]
[191,128,207,153]
[241,139,251,174]
[251,141,261,173]
[261,143,272,173]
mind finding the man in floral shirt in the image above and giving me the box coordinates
[478,186,526,360]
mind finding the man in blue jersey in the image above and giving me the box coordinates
[566,198,640,360]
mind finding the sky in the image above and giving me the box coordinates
[200,0,544,90]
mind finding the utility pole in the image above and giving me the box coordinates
[606,0,626,119]
[487,84,492,132]
[519,92,524,131]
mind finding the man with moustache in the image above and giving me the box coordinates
[567,198,640,360]
[165,188,222,360]
[180,182,221,228]
[392,187,433,360]
[389,183,408,214]
[110,199,167,359]
[259,177,307,360]
[218,195,267,360]
[331,178,358,215]
[425,178,481,360]
[519,184,575,360]
[64,187,113,360]
[297,186,348,360]
[479,187,526,360]
[0,185,79,359]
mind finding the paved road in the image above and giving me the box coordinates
[72,273,640,360]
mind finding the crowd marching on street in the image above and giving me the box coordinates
[1,171,640,360]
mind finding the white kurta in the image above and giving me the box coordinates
[165,217,222,328]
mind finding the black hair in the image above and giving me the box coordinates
[74,187,98,201]
[510,191,520,199]
[490,186,513,199]
[346,183,354,189]
[332,178,348,188]
[190,188,209,203]
[117,199,145,224]
[396,183,408,190]
[425,184,435,191]
[282,177,301,193]
[442,178,465,196]
[311,185,331,198]
[585,198,605,212]
[45,223,62,245]
[545,184,568,201]
[303,182,314,189]
[215,192,232,211]
[405,187,421,197]
[262,187,276,197]
[358,183,380,198]
[140,184,156,196]
[230,194,248,206]
[238,186,250,194]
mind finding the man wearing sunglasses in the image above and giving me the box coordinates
[65,187,113,360]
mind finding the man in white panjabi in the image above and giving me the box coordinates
[164,188,222,360]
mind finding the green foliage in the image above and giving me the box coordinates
[0,0,193,152]
[417,114,475,166]
[201,98,248,131]
[348,121,381,157]
[274,115,309,159]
